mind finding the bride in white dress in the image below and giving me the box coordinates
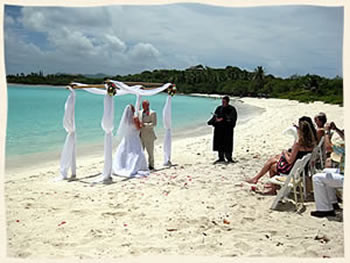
[113,104,150,178]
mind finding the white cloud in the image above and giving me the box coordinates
[105,35,127,53]
[48,27,96,56]
[5,31,46,74]
[21,7,46,31]
[127,43,160,60]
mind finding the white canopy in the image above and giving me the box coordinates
[59,81,173,182]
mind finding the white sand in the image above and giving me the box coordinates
[4,97,344,259]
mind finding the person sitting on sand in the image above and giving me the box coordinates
[245,117,317,194]
[314,112,327,143]
[310,122,344,218]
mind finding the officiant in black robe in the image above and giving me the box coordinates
[209,96,238,164]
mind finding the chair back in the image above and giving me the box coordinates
[298,153,312,179]
[317,136,325,165]
[286,158,303,177]
[270,157,303,210]
[318,135,325,148]
[270,153,312,210]
[292,153,311,182]
[309,136,325,175]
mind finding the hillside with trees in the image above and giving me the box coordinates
[6,65,343,105]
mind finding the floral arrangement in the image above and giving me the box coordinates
[167,85,177,96]
[107,82,117,96]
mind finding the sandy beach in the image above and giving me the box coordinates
[4,97,344,259]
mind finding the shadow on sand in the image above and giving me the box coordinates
[65,163,178,186]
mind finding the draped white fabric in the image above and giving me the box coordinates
[71,82,130,96]
[59,87,76,179]
[101,90,115,181]
[135,94,142,116]
[282,126,298,143]
[71,82,107,95]
[83,87,107,95]
[71,81,171,97]
[163,95,172,165]
[113,105,149,178]
[111,80,171,96]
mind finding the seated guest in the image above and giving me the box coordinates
[324,121,345,159]
[314,112,327,143]
[299,116,318,141]
[311,122,344,218]
[246,117,317,194]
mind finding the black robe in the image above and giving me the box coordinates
[213,104,238,152]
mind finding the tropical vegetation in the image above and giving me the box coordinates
[6,65,343,105]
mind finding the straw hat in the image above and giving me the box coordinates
[330,151,342,163]
[330,142,345,163]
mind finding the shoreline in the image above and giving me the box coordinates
[5,94,264,175]
[4,110,260,176]
[4,123,212,175]
[4,97,344,258]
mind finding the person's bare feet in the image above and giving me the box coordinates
[260,188,277,195]
[251,187,276,195]
[245,178,258,184]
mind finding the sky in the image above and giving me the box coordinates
[4,3,344,78]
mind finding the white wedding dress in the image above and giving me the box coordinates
[113,105,149,178]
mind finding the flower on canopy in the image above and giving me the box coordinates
[167,84,177,96]
[107,83,117,96]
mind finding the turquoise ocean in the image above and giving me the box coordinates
[5,84,263,170]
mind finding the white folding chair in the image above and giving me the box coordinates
[317,136,325,168]
[269,153,312,210]
[306,136,325,199]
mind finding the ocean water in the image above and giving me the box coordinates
[5,84,263,168]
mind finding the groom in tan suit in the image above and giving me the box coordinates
[139,100,157,170]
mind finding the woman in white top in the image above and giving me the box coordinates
[113,104,149,178]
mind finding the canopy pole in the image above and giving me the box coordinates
[69,80,165,89]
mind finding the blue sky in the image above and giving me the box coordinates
[4,3,344,78]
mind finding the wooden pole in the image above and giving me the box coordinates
[69,80,166,89]
[121,81,164,87]
[69,84,105,89]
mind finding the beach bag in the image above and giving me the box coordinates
[207,115,216,126]
[331,143,345,174]
[277,155,293,174]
